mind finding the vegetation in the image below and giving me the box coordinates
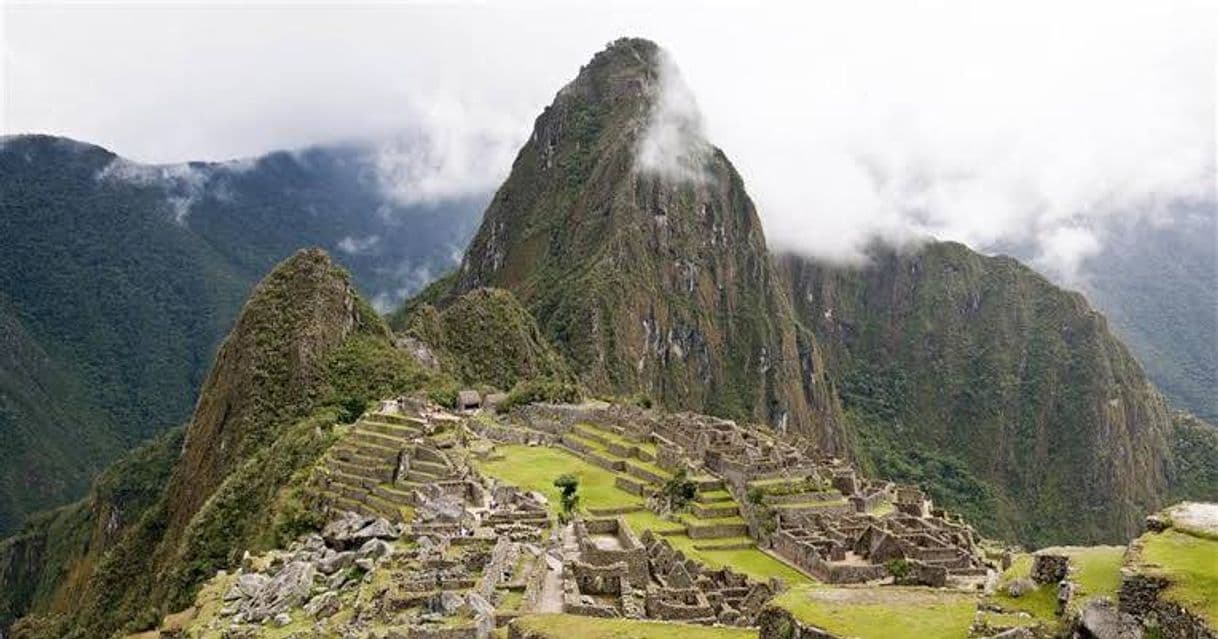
[553,474,580,523]
[660,469,698,513]
[0,134,483,534]
[498,378,583,413]
[788,242,1182,546]
[1135,529,1218,625]
[773,586,976,639]
[404,288,573,391]
[0,250,445,638]
[987,546,1126,626]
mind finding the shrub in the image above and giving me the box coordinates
[661,469,698,513]
[554,474,580,523]
[886,558,912,581]
[336,394,367,424]
[498,378,582,413]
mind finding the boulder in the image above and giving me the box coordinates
[466,592,495,617]
[439,591,466,615]
[241,561,316,622]
[988,629,1034,639]
[322,512,374,549]
[224,573,271,602]
[358,539,394,561]
[1006,577,1036,598]
[1079,598,1144,639]
[305,591,341,619]
[317,550,355,575]
[353,518,399,542]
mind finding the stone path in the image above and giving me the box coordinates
[536,524,576,613]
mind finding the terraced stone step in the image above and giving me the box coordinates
[359,420,424,440]
[328,458,392,483]
[373,483,417,505]
[694,489,734,503]
[331,445,395,467]
[367,412,426,426]
[410,459,451,476]
[771,500,851,516]
[681,515,749,539]
[690,502,740,519]
[349,427,414,449]
[322,491,382,520]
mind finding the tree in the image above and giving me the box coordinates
[553,474,580,522]
[661,469,698,513]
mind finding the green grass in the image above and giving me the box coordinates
[477,444,810,585]
[511,614,756,639]
[774,586,977,639]
[987,545,1125,625]
[1136,530,1218,625]
[576,423,659,456]
[474,445,641,511]
[1066,546,1126,600]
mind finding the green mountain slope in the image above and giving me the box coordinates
[0,249,437,637]
[0,134,482,534]
[427,38,844,451]
[404,287,574,391]
[1081,211,1217,423]
[779,242,1192,545]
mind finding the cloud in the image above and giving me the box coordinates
[635,50,711,183]
[337,235,381,255]
[370,98,523,207]
[96,159,211,224]
[7,1,1214,278]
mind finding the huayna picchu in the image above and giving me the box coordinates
[0,37,1214,639]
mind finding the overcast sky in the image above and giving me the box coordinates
[3,0,1215,278]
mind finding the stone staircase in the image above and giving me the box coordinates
[318,411,459,524]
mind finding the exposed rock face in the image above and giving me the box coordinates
[780,242,1176,544]
[165,248,378,534]
[443,38,844,451]
[402,287,573,390]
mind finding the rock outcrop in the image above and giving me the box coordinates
[430,38,844,451]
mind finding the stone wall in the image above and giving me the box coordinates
[575,518,648,587]
[1119,573,1215,639]
[757,606,840,639]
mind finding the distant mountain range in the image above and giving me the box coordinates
[0,134,484,533]
[0,99,1213,539]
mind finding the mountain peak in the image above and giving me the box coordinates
[435,39,846,450]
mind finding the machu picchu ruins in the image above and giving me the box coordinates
[132,393,1216,639]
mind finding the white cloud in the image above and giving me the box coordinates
[636,50,711,183]
[370,98,523,206]
[96,159,211,224]
[337,235,381,255]
[6,1,1214,275]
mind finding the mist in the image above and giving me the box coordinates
[4,1,1213,280]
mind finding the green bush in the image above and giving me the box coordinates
[497,378,582,413]
[886,558,912,580]
[662,469,698,513]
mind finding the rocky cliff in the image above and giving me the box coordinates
[779,242,1183,545]
[438,38,844,452]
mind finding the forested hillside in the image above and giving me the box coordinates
[0,134,483,533]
